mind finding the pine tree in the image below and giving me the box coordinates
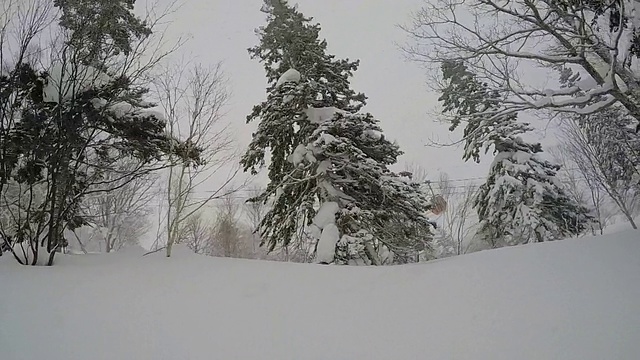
[241,0,434,264]
[439,60,592,247]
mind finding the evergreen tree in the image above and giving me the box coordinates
[439,60,592,247]
[242,0,434,265]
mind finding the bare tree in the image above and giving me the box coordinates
[434,173,479,256]
[81,159,158,252]
[153,61,238,257]
[179,212,213,255]
[559,114,639,229]
[210,194,245,258]
[548,145,612,235]
[403,162,430,184]
[403,0,640,129]
[243,186,269,256]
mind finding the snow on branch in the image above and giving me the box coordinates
[276,68,301,87]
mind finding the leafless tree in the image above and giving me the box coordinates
[153,61,239,257]
[81,159,158,252]
[178,212,214,255]
[559,117,639,229]
[210,194,245,258]
[403,162,430,184]
[403,0,640,126]
[548,145,612,234]
[434,173,479,256]
[243,186,269,256]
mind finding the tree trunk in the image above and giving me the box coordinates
[622,210,638,230]
[72,231,89,254]
[47,246,57,266]
[614,196,638,230]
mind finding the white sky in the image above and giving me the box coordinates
[146,0,491,185]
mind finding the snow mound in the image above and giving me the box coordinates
[1,231,639,359]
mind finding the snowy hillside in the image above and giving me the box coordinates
[1,232,639,360]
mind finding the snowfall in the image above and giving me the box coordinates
[1,230,639,359]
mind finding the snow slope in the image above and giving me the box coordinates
[1,231,639,360]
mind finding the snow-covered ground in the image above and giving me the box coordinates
[1,231,639,360]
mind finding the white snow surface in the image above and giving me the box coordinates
[276,68,301,87]
[1,231,640,359]
[576,76,599,91]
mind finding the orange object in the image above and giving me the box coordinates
[431,195,447,215]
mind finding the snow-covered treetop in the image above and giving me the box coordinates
[248,0,366,112]
[55,0,152,59]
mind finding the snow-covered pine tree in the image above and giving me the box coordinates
[439,60,592,247]
[241,0,434,265]
[474,137,593,246]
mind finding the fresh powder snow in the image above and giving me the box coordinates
[1,231,639,359]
